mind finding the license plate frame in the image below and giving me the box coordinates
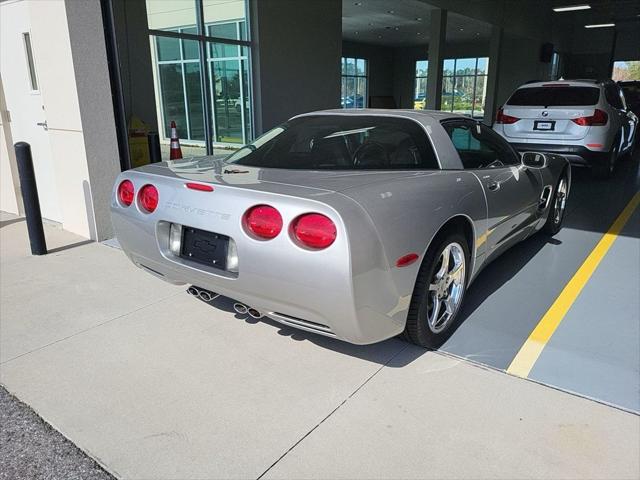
[180,226,229,270]
[534,120,555,131]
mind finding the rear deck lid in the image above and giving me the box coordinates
[501,84,601,140]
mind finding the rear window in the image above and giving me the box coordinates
[224,115,439,170]
[507,86,600,107]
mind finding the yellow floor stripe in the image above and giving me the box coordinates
[507,191,640,378]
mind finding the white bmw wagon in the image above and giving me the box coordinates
[494,79,637,178]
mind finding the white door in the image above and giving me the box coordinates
[0,0,61,222]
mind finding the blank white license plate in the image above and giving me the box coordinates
[534,121,555,131]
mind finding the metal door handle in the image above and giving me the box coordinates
[36,121,48,131]
[487,181,500,191]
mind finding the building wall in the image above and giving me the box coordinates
[495,32,552,108]
[0,0,120,240]
[251,0,341,133]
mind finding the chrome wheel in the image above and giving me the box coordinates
[427,242,466,334]
[553,177,568,224]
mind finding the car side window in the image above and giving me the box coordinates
[605,84,624,110]
[443,121,520,169]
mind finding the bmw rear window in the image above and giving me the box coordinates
[224,115,439,170]
[507,86,600,107]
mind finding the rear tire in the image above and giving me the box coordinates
[403,231,470,348]
[592,143,617,179]
[543,173,568,236]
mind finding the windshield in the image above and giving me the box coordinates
[507,86,600,107]
[224,115,439,170]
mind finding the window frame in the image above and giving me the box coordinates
[22,32,39,94]
[148,0,253,154]
[341,57,368,109]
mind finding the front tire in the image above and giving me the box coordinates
[543,173,568,236]
[403,231,470,348]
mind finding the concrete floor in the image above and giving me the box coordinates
[0,156,639,479]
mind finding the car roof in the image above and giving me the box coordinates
[518,79,603,89]
[294,108,466,127]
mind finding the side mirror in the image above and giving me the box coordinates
[521,151,548,169]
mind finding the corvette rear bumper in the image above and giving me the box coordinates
[110,171,406,345]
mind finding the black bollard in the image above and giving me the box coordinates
[14,142,47,255]
[148,131,162,163]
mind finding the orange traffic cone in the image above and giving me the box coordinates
[169,120,183,160]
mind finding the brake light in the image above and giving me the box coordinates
[292,213,337,249]
[186,182,214,192]
[244,205,282,239]
[138,184,159,213]
[117,180,134,206]
[571,109,608,126]
[495,108,520,124]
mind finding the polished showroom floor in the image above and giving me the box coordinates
[441,153,640,412]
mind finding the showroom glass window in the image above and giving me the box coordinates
[414,57,489,118]
[341,57,367,109]
[612,60,640,81]
[146,0,252,156]
[441,57,489,118]
[414,60,428,110]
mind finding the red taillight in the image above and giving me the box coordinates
[571,109,608,126]
[495,108,520,124]
[138,184,159,213]
[117,180,134,206]
[292,213,337,249]
[245,205,282,239]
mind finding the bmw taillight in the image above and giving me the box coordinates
[138,184,159,213]
[495,107,520,124]
[292,213,337,249]
[244,205,283,239]
[571,108,608,126]
[117,180,134,206]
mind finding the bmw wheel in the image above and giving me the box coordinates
[403,231,469,348]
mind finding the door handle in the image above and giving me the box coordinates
[36,121,48,131]
[487,181,500,191]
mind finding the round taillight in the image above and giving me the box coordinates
[292,213,337,249]
[245,205,283,239]
[138,184,159,213]
[117,180,134,206]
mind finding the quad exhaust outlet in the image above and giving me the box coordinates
[187,285,219,303]
[233,302,263,319]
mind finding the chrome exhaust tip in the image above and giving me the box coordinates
[199,290,213,302]
[247,308,263,319]
[233,303,248,315]
[187,286,199,296]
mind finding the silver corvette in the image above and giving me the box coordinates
[111,110,570,347]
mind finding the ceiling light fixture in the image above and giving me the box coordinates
[584,23,615,28]
[394,27,400,30]
[387,10,394,14]
[415,17,422,21]
[354,1,362,5]
[553,4,591,12]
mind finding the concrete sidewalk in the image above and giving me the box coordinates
[1,211,638,479]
